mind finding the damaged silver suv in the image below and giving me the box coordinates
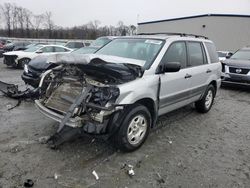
[35,33,221,151]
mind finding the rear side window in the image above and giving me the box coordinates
[161,42,187,68]
[187,42,205,67]
[54,47,68,52]
[41,46,54,53]
[205,42,219,63]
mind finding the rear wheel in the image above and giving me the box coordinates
[195,84,215,113]
[18,58,30,69]
[113,104,151,152]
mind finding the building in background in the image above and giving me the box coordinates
[137,14,250,51]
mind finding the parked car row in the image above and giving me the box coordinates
[0,39,92,58]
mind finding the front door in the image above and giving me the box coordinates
[158,41,192,115]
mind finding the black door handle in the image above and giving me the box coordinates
[184,74,192,79]
[206,69,212,73]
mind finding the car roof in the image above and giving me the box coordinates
[97,36,117,40]
[66,41,84,43]
[39,44,70,48]
[112,34,212,43]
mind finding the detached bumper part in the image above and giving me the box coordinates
[35,100,83,128]
[0,80,40,99]
[35,99,111,134]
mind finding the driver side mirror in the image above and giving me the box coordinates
[157,62,181,74]
[36,50,43,54]
[226,52,233,59]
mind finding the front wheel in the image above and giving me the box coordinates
[195,84,215,113]
[112,104,151,152]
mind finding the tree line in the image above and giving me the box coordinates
[0,3,137,39]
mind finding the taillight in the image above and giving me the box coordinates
[0,43,3,48]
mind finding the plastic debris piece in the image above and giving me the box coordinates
[128,164,133,168]
[38,136,50,144]
[128,169,135,176]
[156,172,165,184]
[24,179,34,187]
[127,164,135,177]
[92,170,99,180]
[54,173,61,180]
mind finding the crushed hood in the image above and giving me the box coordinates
[46,53,146,67]
[46,53,144,84]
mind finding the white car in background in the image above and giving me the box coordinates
[3,44,72,68]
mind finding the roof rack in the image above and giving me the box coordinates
[137,32,208,39]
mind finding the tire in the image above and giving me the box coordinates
[18,58,30,69]
[195,84,215,113]
[112,104,151,152]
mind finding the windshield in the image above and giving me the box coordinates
[24,45,43,52]
[230,50,250,60]
[72,47,98,54]
[90,37,111,47]
[96,38,164,69]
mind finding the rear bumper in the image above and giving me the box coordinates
[3,56,18,66]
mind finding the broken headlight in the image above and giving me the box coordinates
[24,64,29,73]
[90,86,120,107]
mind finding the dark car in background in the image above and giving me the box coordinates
[0,39,12,57]
[22,36,115,87]
[221,46,250,86]
[2,41,31,55]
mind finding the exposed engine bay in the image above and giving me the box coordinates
[37,57,143,134]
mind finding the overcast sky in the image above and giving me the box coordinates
[1,0,250,27]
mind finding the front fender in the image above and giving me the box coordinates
[116,75,159,105]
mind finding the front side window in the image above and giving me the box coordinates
[160,41,187,68]
[24,45,43,52]
[187,42,205,67]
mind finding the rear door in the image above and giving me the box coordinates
[158,41,193,115]
[186,41,210,99]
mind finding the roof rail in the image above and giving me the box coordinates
[137,32,208,39]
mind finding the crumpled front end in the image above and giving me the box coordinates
[35,64,123,134]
